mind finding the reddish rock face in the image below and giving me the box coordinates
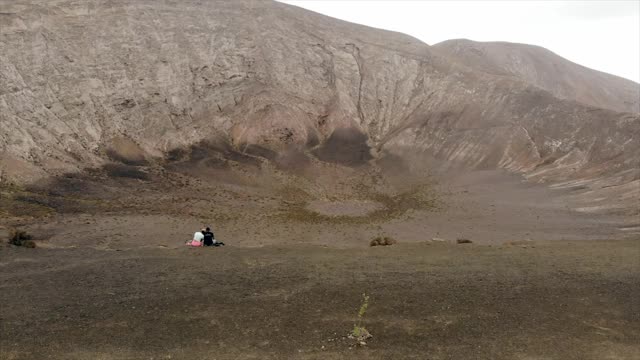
[0,0,638,211]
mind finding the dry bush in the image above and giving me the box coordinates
[8,228,35,248]
[370,236,397,247]
[22,240,36,248]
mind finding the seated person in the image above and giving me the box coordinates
[188,228,205,247]
[203,227,224,247]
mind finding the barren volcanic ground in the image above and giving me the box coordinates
[1,238,639,360]
[1,151,636,249]
[1,0,639,359]
[1,158,639,359]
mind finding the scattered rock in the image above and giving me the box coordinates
[456,238,472,244]
[349,327,373,342]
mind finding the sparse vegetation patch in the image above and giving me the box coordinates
[349,293,372,346]
[8,228,36,248]
[278,182,439,225]
[370,236,397,247]
[103,163,150,180]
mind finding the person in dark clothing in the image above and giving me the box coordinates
[202,227,224,247]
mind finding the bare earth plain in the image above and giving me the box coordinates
[1,240,638,360]
[1,164,638,360]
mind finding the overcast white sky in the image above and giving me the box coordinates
[280,1,640,83]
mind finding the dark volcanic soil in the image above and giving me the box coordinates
[1,241,638,360]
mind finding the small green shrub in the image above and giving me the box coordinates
[351,293,372,342]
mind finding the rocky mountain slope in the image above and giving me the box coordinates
[433,39,640,114]
[1,0,638,212]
